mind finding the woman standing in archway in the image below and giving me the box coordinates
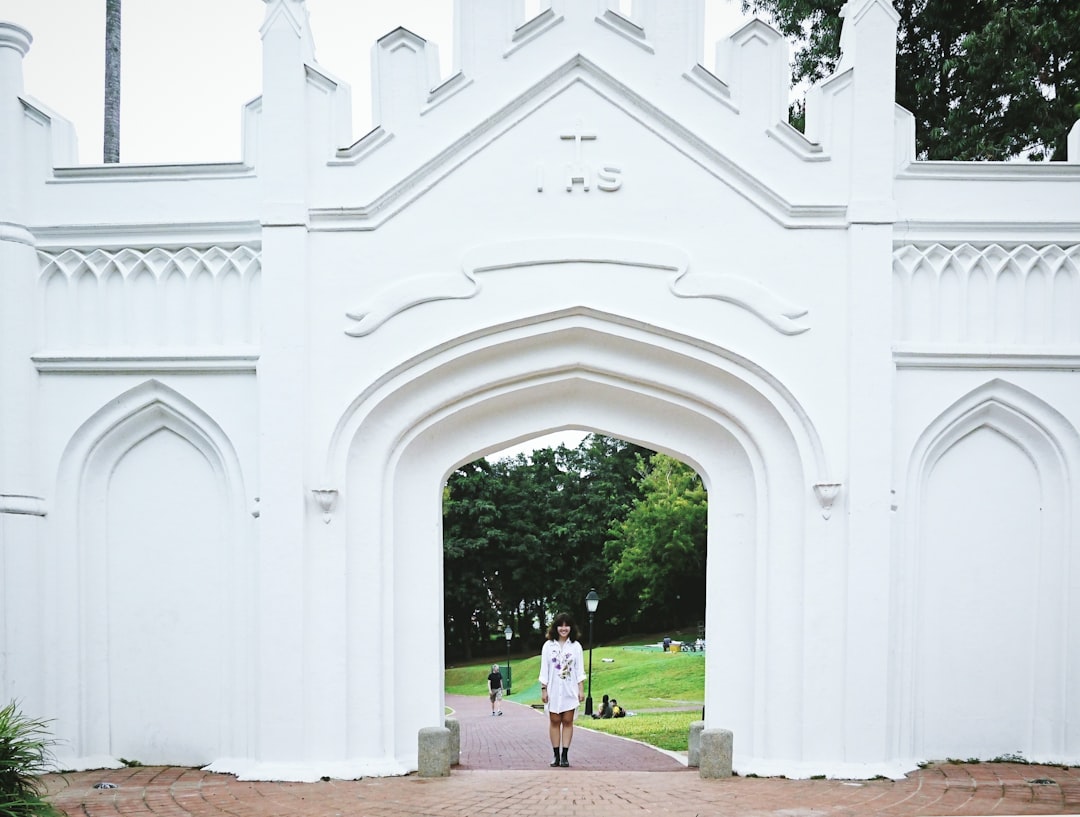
[539,613,586,767]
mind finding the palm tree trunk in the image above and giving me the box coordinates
[103,0,121,162]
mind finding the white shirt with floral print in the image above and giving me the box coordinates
[539,638,586,714]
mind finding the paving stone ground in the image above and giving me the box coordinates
[43,694,1080,816]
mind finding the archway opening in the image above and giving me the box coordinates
[441,430,711,770]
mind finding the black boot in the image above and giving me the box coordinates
[550,747,561,767]
[560,747,570,767]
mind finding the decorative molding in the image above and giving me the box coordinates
[48,163,254,183]
[893,345,1080,370]
[766,122,828,162]
[682,64,738,115]
[0,494,47,517]
[0,221,35,246]
[505,7,564,57]
[0,22,33,57]
[332,127,394,165]
[311,488,338,523]
[897,161,1080,183]
[308,57,850,231]
[344,239,810,337]
[894,221,1080,244]
[31,222,262,252]
[38,245,261,351]
[893,242,1080,347]
[33,351,259,374]
[593,9,654,54]
[813,483,841,520]
[424,71,473,113]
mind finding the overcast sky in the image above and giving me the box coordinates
[5,1,750,166]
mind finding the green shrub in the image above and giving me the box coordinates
[0,700,60,817]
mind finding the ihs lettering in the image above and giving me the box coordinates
[536,120,623,193]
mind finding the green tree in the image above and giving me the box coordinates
[442,460,501,660]
[742,0,1080,160]
[442,434,654,656]
[559,435,653,633]
[605,453,708,629]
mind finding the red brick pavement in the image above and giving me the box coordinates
[451,691,689,771]
[42,695,1080,816]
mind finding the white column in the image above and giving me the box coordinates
[254,0,312,764]
[0,23,46,712]
[839,0,899,765]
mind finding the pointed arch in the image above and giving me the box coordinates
[47,380,253,769]
[314,308,839,776]
[894,379,1080,764]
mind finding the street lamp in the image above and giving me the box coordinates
[503,625,513,695]
[584,589,600,716]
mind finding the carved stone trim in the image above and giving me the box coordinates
[33,351,259,374]
[813,483,841,520]
[893,242,1080,346]
[345,238,810,337]
[311,489,339,524]
[594,9,654,54]
[505,7,564,57]
[0,494,47,517]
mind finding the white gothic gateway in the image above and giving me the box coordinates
[1,0,1079,782]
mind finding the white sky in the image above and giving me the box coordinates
[5,0,751,165]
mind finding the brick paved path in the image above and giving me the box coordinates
[42,695,1080,816]
[450,692,689,771]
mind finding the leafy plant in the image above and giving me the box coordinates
[0,700,60,817]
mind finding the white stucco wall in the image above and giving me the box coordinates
[1,0,1078,781]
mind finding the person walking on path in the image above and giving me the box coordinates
[487,664,505,716]
[539,612,586,767]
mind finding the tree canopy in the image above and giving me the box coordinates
[442,436,708,659]
[742,0,1080,160]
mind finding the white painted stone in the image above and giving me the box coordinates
[1,0,1078,783]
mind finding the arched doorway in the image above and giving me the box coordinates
[328,308,826,771]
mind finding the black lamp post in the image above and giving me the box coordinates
[503,625,513,695]
[584,589,599,715]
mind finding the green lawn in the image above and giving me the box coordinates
[581,710,702,752]
[446,642,705,751]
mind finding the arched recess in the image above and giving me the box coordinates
[895,379,1080,764]
[48,380,253,768]
[322,309,833,774]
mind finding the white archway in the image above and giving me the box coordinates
[325,309,831,771]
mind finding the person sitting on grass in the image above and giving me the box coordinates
[611,699,626,718]
[593,694,613,719]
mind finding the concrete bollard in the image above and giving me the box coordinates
[688,720,705,767]
[699,728,733,778]
[418,726,451,778]
[444,717,460,766]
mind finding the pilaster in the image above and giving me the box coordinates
[255,0,312,763]
[838,0,899,764]
[0,20,43,713]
